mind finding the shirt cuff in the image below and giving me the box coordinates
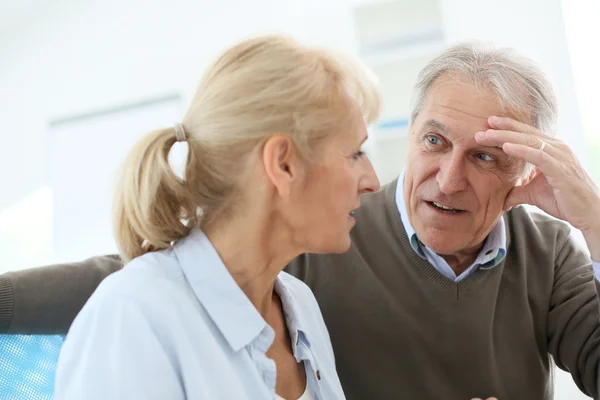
[593,261,600,282]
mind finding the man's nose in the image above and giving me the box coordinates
[436,153,468,194]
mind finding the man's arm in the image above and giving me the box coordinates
[0,255,123,334]
[548,232,600,397]
[476,117,600,397]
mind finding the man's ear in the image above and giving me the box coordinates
[517,164,538,186]
[261,134,301,197]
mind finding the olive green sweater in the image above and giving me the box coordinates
[1,180,599,399]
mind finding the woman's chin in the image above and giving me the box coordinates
[318,236,352,254]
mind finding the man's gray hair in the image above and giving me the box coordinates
[409,42,558,137]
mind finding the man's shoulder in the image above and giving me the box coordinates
[351,179,399,239]
[505,206,572,246]
[355,179,397,217]
[39,254,123,277]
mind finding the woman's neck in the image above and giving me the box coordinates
[203,211,299,319]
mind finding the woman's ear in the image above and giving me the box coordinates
[261,134,301,197]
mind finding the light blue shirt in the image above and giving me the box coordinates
[55,229,344,400]
[396,170,600,281]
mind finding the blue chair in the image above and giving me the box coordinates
[0,335,65,400]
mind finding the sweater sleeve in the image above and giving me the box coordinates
[547,231,600,398]
[0,255,123,334]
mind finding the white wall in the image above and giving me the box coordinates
[439,0,589,171]
[562,0,600,182]
[0,0,359,211]
[47,97,183,263]
[352,0,444,184]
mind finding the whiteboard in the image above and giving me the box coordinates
[47,96,183,263]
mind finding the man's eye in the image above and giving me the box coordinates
[476,152,495,161]
[426,135,440,145]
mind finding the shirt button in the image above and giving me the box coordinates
[316,370,321,380]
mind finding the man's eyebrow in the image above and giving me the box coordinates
[483,145,508,153]
[420,119,449,134]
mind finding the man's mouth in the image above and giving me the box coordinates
[427,201,464,213]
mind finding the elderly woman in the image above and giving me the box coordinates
[53,34,381,400]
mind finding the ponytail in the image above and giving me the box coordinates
[113,127,196,263]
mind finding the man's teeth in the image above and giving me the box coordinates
[432,202,458,211]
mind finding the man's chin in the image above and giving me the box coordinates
[417,231,467,256]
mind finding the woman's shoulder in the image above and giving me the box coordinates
[70,248,212,340]
[80,249,194,325]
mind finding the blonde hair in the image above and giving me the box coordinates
[113,34,381,263]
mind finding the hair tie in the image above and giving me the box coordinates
[174,123,187,142]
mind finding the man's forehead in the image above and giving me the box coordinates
[421,75,534,128]
[421,118,448,132]
[416,114,492,138]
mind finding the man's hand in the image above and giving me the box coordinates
[475,116,600,260]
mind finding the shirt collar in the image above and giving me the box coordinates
[173,229,267,352]
[395,169,506,268]
[274,276,313,360]
[173,229,315,355]
[395,170,423,257]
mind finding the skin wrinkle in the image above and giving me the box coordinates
[405,74,530,271]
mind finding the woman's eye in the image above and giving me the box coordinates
[426,135,440,145]
[476,152,495,161]
[352,151,365,160]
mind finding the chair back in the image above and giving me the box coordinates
[0,334,65,399]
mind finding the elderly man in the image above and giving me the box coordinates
[2,43,599,400]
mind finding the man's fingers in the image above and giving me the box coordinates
[501,142,561,179]
[475,129,559,158]
[504,184,531,211]
[488,115,537,135]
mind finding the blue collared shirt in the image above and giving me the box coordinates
[395,170,600,281]
[55,229,344,400]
